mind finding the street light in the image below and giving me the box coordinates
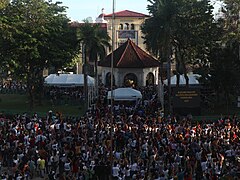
[82,43,89,111]
[110,0,115,178]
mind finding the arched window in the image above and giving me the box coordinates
[119,24,123,30]
[105,72,115,87]
[130,24,135,30]
[146,72,155,86]
[124,23,129,30]
[124,73,138,87]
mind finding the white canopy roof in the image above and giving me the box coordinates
[107,88,142,101]
[163,74,200,85]
[44,74,94,87]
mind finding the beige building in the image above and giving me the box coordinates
[96,9,177,81]
[96,10,150,51]
[70,10,151,75]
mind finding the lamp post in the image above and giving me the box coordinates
[110,0,115,178]
[238,9,240,64]
[83,43,88,111]
[167,53,172,114]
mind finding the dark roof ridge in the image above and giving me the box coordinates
[117,39,130,67]
[129,40,144,67]
[98,39,159,68]
[105,10,150,17]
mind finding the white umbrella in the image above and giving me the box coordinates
[107,88,142,101]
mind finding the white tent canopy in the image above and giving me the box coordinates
[107,88,142,101]
[44,74,95,87]
[163,74,200,85]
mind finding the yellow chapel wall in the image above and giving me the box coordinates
[105,16,147,52]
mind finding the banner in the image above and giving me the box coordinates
[118,30,136,39]
[173,87,200,108]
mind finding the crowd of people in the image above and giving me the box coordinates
[0,81,27,94]
[0,86,239,180]
[44,87,84,106]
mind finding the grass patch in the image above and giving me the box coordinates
[194,105,240,122]
[0,94,85,117]
[1,94,238,120]
[201,105,239,116]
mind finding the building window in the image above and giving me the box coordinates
[119,24,123,30]
[124,23,129,30]
[131,24,135,30]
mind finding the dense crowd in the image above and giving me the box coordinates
[0,81,26,94]
[0,86,239,180]
[44,87,84,105]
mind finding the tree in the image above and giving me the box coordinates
[208,41,240,111]
[78,22,110,108]
[142,0,218,113]
[173,0,218,86]
[142,0,178,113]
[202,0,240,109]
[221,0,240,70]
[143,0,218,86]
[221,0,240,39]
[0,0,9,9]
[0,0,79,107]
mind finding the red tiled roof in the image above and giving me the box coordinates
[98,39,159,68]
[104,10,150,18]
[69,22,107,30]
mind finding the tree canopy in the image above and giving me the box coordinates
[77,22,111,107]
[78,22,111,64]
[204,0,240,107]
[0,0,79,106]
[142,0,219,86]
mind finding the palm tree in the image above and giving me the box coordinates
[142,0,178,113]
[142,0,217,114]
[78,22,111,109]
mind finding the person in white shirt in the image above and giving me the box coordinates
[123,166,131,180]
[51,142,58,151]
[201,161,208,173]
[112,162,120,179]
[55,123,60,131]
[130,161,139,176]
[64,159,71,175]
[115,151,122,159]
[16,173,22,180]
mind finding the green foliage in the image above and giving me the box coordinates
[142,0,177,60]
[222,0,240,35]
[0,94,84,116]
[209,43,239,95]
[0,0,79,106]
[0,0,9,9]
[78,23,111,63]
[76,22,111,108]
[142,0,219,85]
[206,0,240,106]
[78,22,111,76]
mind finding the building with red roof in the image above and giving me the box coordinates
[101,10,150,51]
[69,9,163,86]
[99,39,159,87]
[104,10,150,18]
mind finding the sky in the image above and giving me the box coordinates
[53,0,222,22]
[53,0,150,22]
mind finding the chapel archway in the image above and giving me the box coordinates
[105,72,115,87]
[123,73,138,87]
[146,72,155,86]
